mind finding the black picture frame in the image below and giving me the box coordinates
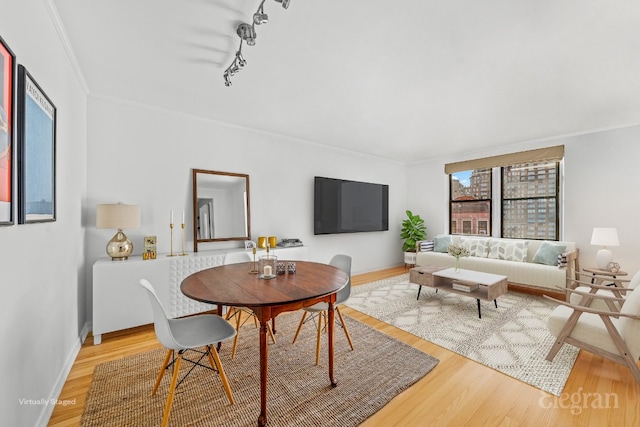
[17,65,56,224]
[0,35,15,225]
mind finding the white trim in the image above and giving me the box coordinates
[42,0,90,93]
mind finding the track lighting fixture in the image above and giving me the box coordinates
[222,0,292,86]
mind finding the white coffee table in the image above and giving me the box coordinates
[431,268,508,318]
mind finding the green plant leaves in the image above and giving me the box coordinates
[401,210,426,252]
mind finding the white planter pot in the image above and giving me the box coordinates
[404,251,417,265]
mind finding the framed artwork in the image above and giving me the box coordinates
[0,35,15,225]
[17,65,56,224]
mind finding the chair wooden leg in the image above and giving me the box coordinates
[231,311,242,359]
[152,350,173,395]
[599,315,640,386]
[225,307,236,321]
[161,352,182,427]
[546,310,583,361]
[315,313,323,365]
[207,345,235,405]
[267,322,277,344]
[336,307,354,351]
[291,311,307,344]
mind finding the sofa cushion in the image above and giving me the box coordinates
[488,239,528,262]
[433,235,453,253]
[459,237,490,258]
[532,241,567,266]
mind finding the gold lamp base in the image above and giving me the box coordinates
[106,229,133,261]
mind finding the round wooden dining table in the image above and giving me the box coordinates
[180,260,349,427]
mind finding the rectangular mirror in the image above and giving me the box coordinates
[192,169,251,252]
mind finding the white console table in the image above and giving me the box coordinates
[92,246,308,344]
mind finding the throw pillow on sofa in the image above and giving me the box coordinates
[459,237,490,258]
[433,235,453,252]
[532,241,566,266]
[488,239,528,262]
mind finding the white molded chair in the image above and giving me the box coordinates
[139,279,236,427]
[291,254,354,365]
[546,283,640,386]
[223,251,276,358]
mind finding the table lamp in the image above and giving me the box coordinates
[590,227,619,270]
[97,203,141,261]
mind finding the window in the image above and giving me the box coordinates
[501,161,559,240]
[449,169,491,236]
[446,146,563,240]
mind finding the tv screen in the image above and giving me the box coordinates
[314,176,389,235]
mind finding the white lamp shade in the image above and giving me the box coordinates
[590,228,619,247]
[96,204,140,229]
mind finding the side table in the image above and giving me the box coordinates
[582,267,628,286]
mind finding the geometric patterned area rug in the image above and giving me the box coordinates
[346,274,579,396]
[80,313,439,427]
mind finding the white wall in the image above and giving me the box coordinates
[0,1,88,426]
[408,125,640,277]
[85,95,408,321]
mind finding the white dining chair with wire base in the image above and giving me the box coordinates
[139,279,236,427]
[291,254,354,365]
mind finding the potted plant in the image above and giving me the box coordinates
[400,210,427,266]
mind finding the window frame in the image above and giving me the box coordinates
[500,161,560,241]
[449,169,492,237]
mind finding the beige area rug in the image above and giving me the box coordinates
[346,274,580,396]
[81,313,439,427]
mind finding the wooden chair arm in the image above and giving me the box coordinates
[567,278,633,291]
[577,272,631,283]
[544,295,640,320]
[567,288,626,302]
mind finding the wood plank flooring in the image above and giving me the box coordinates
[49,266,640,426]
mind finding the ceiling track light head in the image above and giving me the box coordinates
[254,1,268,25]
[275,0,291,9]
[223,72,232,87]
[253,11,269,25]
[236,51,247,67]
[237,23,257,46]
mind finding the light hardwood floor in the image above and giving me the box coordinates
[49,266,640,426]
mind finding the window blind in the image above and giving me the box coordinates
[444,145,564,174]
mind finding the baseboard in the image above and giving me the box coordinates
[35,320,91,426]
[508,283,565,301]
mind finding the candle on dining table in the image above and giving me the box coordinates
[264,265,272,276]
[182,210,185,224]
[170,210,173,225]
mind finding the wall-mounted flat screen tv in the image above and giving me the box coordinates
[314,176,389,235]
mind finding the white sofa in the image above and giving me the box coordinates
[415,235,579,295]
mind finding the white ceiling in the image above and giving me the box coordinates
[52,0,640,163]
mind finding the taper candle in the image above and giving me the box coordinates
[170,210,173,225]
[182,210,185,224]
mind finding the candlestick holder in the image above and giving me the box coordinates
[249,247,259,274]
[167,223,176,257]
[179,223,187,256]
